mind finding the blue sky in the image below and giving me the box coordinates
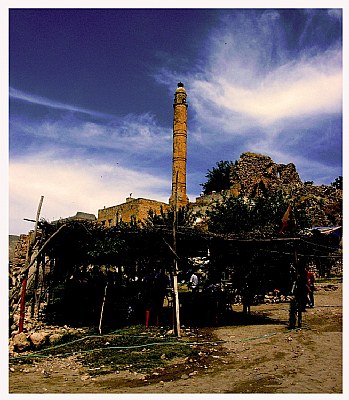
[7,5,343,235]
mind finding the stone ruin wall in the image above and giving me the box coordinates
[9,233,30,287]
[229,152,303,197]
[196,152,342,227]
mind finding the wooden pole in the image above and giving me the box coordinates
[294,244,303,328]
[18,276,27,333]
[32,196,44,245]
[18,196,44,332]
[36,254,46,319]
[99,282,109,335]
[47,258,55,307]
[172,171,181,337]
[31,253,41,318]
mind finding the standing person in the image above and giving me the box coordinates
[153,269,170,326]
[189,270,199,294]
[188,270,200,328]
[306,269,315,307]
[241,281,252,315]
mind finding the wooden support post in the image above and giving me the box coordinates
[99,282,109,335]
[173,267,181,337]
[18,276,27,333]
[172,171,181,337]
[31,256,41,318]
[18,196,44,332]
[36,255,46,319]
[294,243,303,328]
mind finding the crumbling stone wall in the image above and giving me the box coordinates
[229,152,303,197]
[193,152,342,227]
[292,184,342,226]
[10,234,30,286]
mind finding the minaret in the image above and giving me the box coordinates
[169,82,189,208]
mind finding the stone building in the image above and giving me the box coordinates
[51,211,96,224]
[98,197,168,227]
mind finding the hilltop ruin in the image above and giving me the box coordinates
[194,152,342,227]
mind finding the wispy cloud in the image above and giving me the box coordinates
[10,87,112,119]
[10,110,172,158]
[187,21,342,132]
[196,51,341,126]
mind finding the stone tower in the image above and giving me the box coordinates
[169,82,189,208]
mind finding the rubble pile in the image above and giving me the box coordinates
[9,319,89,356]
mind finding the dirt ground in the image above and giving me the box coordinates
[8,281,343,394]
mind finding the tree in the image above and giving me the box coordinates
[206,191,312,235]
[331,176,343,190]
[206,195,253,234]
[144,205,195,229]
[201,160,234,195]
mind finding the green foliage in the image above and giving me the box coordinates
[331,176,343,190]
[144,205,195,229]
[87,231,125,264]
[201,160,234,195]
[206,191,312,235]
[207,196,253,233]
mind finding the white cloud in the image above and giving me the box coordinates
[190,48,342,129]
[9,154,170,235]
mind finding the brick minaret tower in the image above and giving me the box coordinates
[169,82,189,208]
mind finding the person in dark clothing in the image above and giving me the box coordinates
[241,281,252,315]
[153,270,170,325]
[306,269,315,307]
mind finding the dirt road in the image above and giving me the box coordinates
[9,281,342,394]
